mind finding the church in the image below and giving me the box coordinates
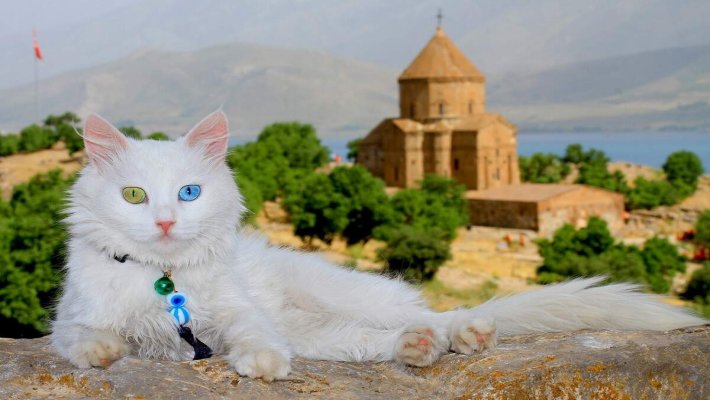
[358,26,519,190]
[357,25,625,235]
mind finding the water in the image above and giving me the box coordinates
[322,131,710,169]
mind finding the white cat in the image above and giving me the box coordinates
[52,111,706,381]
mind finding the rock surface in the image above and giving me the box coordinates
[1,327,708,399]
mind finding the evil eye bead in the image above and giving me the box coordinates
[171,306,191,325]
[178,184,201,201]
[122,187,146,204]
[167,292,187,308]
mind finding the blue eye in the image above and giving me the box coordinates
[178,185,201,201]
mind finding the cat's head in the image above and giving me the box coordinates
[66,111,244,268]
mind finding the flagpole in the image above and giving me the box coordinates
[34,54,39,124]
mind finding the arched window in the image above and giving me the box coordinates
[454,158,459,171]
[439,103,445,116]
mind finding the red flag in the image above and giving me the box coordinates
[33,30,43,60]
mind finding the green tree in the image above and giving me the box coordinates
[0,134,20,156]
[57,124,84,155]
[577,162,628,193]
[519,153,571,183]
[641,237,686,293]
[563,144,585,164]
[147,132,170,141]
[380,175,468,242]
[682,266,710,305]
[283,172,349,245]
[663,151,704,195]
[626,177,679,210]
[228,122,330,201]
[536,218,683,293]
[377,227,451,283]
[43,112,80,128]
[119,126,143,140]
[18,124,57,152]
[346,138,362,162]
[328,166,392,244]
[0,170,74,337]
[235,174,263,225]
[695,211,710,248]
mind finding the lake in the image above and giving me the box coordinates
[322,131,710,169]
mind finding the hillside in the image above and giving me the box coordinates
[0,43,397,138]
[489,44,710,131]
[4,0,710,90]
[3,39,710,136]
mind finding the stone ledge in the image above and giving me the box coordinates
[1,326,708,399]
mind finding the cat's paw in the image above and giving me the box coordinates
[68,336,129,368]
[394,325,447,367]
[450,317,497,355]
[232,349,291,382]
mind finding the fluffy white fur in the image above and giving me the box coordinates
[52,112,707,381]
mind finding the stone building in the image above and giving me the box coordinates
[466,184,625,236]
[358,27,519,190]
[358,26,625,234]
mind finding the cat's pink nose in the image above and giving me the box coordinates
[156,220,175,236]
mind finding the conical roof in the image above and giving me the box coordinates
[399,27,484,81]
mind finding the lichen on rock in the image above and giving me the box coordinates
[1,327,708,399]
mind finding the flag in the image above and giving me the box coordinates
[33,30,43,60]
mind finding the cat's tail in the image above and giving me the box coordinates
[468,277,707,336]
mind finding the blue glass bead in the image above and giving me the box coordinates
[167,292,187,308]
[171,306,190,325]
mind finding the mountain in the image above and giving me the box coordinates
[3,0,710,89]
[488,44,710,131]
[0,43,397,138]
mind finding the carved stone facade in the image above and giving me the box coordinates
[358,27,519,190]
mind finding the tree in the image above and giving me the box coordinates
[577,162,628,193]
[519,153,571,183]
[328,166,392,244]
[283,172,349,245]
[227,122,330,202]
[283,166,392,245]
[235,174,263,225]
[536,218,684,293]
[0,134,20,156]
[43,112,80,128]
[682,266,710,305]
[695,211,710,248]
[0,170,74,337]
[663,151,704,194]
[119,126,143,140]
[563,144,585,164]
[377,227,451,283]
[380,175,468,242]
[626,177,679,210]
[641,237,686,293]
[346,138,362,162]
[147,132,170,141]
[57,124,84,155]
[18,124,57,152]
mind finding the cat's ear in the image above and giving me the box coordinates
[83,114,130,171]
[184,111,229,163]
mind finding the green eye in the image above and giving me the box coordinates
[122,187,146,204]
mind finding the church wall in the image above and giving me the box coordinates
[451,130,478,189]
[399,79,484,121]
[381,126,407,187]
[404,131,424,187]
[476,124,519,190]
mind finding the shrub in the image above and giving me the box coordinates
[19,124,57,152]
[235,174,263,225]
[695,211,710,248]
[0,134,20,156]
[682,266,710,305]
[147,132,170,141]
[663,151,704,192]
[0,170,74,337]
[537,218,685,293]
[377,227,451,283]
[119,126,143,140]
[519,153,571,183]
[626,177,679,210]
